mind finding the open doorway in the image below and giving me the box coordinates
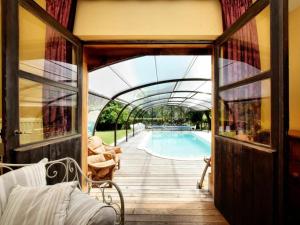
[83,45,227,224]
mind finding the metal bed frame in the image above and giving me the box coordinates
[0,157,125,225]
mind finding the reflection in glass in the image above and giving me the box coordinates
[219,0,257,29]
[19,79,77,144]
[33,0,74,30]
[219,79,271,145]
[19,6,77,87]
[219,6,270,86]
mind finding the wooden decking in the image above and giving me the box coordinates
[114,132,228,225]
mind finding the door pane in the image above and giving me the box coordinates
[19,6,78,87]
[219,6,270,86]
[219,79,271,145]
[19,79,77,145]
[0,0,3,161]
[289,2,300,131]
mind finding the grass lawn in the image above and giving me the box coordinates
[95,129,131,145]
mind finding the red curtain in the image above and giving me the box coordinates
[43,0,73,138]
[219,0,262,140]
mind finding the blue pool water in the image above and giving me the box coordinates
[142,131,211,160]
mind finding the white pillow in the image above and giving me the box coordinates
[0,182,77,225]
[0,158,48,217]
[65,188,116,225]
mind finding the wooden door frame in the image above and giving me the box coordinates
[82,41,216,193]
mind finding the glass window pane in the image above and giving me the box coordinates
[220,0,257,29]
[218,79,271,145]
[33,0,74,29]
[175,81,207,92]
[19,79,77,145]
[156,56,195,81]
[185,99,211,107]
[141,99,169,109]
[219,6,270,86]
[0,0,2,150]
[89,67,129,98]
[19,6,78,87]
[111,56,157,87]
[195,81,212,93]
[132,93,172,106]
[142,83,176,97]
[117,90,144,103]
[171,92,193,98]
[168,98,185,102]
[33,0,46,9]
[185,56,212,79]
[88,94,109,136]
[193,93,212,102]
[289,1,300,130]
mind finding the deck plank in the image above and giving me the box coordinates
[112,132,228,225]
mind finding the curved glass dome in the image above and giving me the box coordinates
[89,55,212,111]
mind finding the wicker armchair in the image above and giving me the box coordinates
[87,154,116,181]
[88,136,122,169]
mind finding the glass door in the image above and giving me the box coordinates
[2,0,82,163]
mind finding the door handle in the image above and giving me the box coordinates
[13,130,33,135]
[14,130,23,135]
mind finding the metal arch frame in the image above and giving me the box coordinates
[113,94,211,145]
[129,104,194,139]
[126,90,211,105]
[133,104,195,128]
[131,97,211,110]
[118,97,210,136]
[93,78,211,135]
[111,78,211,100]
[135,102,202,116]
[115,90,211,127]
[130,101,206,126]
[132,102,200,127]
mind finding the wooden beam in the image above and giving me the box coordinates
[84,45,212,72]
[81,48,89,190]
[270,0,289,224]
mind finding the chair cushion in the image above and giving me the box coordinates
[88,136,103,150]
[0,182,77,225]
[0,158,48,218]
[93,146,106,154]
[88,154,107,164]
[104,146,122,154]
[65,188,116,225]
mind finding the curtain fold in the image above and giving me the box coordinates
[43,0,73,138]
[219,0,262,140]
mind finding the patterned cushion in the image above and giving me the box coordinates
[65,188,116,225]
[0,158,48,218]
[0,182,77,225]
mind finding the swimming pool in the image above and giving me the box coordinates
[139,131,211,160]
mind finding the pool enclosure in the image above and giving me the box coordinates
[88,55,212,145]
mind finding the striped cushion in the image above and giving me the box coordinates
[0,158,48,218]
[65,188,116,225]
[0,182,77,225]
